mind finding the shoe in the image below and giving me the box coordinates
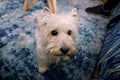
[85,4,111,18]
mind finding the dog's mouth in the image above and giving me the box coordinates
[54,53,73,57]
[48,47,77,59]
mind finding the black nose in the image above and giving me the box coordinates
[60,47,69,55]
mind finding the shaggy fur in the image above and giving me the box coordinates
[36,7,79,73]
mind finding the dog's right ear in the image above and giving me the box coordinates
[42,7,51,14]
[38,7,51,20]
[38,7,51,27]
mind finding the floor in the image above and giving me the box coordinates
[0,0,109,80]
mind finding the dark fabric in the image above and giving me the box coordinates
[94,2,120,79]
[105,72,120,80]
[94,19,120,80]
[107,14,120,29]
[103,0,120,10]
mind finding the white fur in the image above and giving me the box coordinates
[35,7,79,73]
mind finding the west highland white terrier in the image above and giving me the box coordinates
[36,7,79,73]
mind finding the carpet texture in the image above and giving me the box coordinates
[0,0,108,80]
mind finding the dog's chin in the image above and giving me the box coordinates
[62,56,70,62]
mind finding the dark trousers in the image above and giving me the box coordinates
[103,0,120,10]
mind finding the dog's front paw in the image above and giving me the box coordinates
[39,67,47,74]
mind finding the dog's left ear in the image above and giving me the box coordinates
[70,8,78,17]
[70,8,80,29]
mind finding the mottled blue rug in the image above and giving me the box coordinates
[0,0,108,80]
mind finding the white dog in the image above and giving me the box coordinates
[36,7,79,73]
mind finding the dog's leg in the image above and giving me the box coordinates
[39,66,48,74]
[23,0,37,11]
[38,56,48,73]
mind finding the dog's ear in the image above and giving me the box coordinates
[70,8,78,17]
[43,7,51,14]
[39,7,51,20]
[70,8,80,29]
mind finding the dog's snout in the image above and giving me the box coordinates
[60,47,69,55]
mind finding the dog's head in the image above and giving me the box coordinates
[37,7,79,61]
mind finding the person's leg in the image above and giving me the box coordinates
[103,0,120,10]
[85,0,120,18]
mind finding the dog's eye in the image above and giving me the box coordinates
[67,30,72,35]
[51,30,58,36]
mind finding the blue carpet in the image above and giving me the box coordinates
[0,0,108,80]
